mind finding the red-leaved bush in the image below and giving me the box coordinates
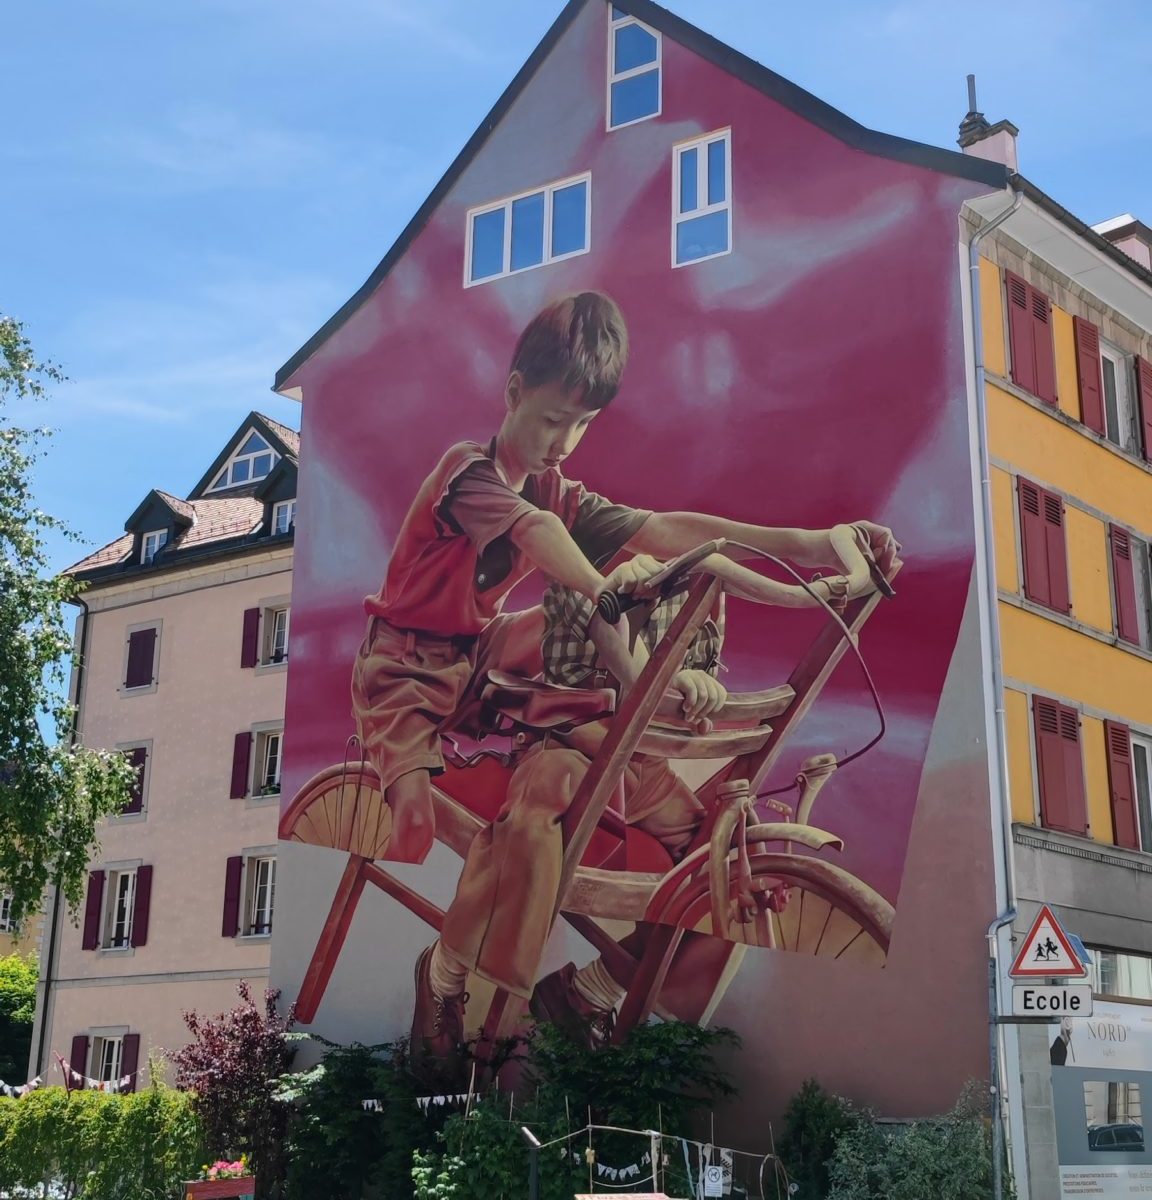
[172,981,296,1195]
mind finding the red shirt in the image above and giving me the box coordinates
[365,441,649,637]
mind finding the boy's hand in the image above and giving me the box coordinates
[601,554,664,601]
[671,669,728,730]
[847,520,902,577]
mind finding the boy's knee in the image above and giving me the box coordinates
[502,747,589,823]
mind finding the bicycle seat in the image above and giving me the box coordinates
[480,670,616,732]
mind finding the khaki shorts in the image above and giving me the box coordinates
[350,610,544,795]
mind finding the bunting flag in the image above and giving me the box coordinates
[360,1093,470,1112]
[0,1075,43,1098]
[54,1056,134,1095]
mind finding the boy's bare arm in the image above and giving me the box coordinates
[509,510,661,601]
[628,511,899,575]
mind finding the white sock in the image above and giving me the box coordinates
[571,958,625,1013]
[428,941,467,1000]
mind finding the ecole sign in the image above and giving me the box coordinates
[1012,983,1094,1017]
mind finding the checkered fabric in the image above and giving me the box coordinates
[541,580,724,687]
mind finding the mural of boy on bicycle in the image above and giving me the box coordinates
[343,290,901,1075]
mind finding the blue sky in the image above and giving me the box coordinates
[2,0,1149,573]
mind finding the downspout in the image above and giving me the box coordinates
[34,595,90,1078]
[967,182,1023,1200]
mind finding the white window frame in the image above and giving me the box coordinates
[464,172,592,287]
[102,868,137,950]
[267,607,290,665]
[671,128,733,268]
[254,729,283,797]
[271,498,297,536]
[1100,339,1136,452]
[1134,538,1152,653]
[114,739,153,821]
[92,1035,124,1083]
[1131,732,1152,854]
[244,855,276,937]
[606,7,662,131]
[0,894,13,934]
[140,529,169,565]
[206,430,280,493]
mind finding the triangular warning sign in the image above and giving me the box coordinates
[1009,905,1088,978]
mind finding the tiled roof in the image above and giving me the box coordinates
[257,413,300,458]
[154,490,196,522]
[66,495,267,577]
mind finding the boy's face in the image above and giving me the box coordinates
[502,373,600,475]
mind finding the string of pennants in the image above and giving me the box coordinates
[559,1145,653,1182]
[0,1075,44,1098]
[54,1055,136,1094]
[361,1093,471,1112]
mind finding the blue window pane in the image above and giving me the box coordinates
[239,432,269,455]
[679,147,698,213]
[470,209,505,281]
[232,457,251,483]
[676,211,729,263]
[252,453,273,478]
[510,192,545,271]
[610,69,659,127]
[614,23,657,73]
[707,139,726,206]
[611,5,628,19]
[551,182,587,257]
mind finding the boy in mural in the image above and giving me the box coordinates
[350,290,898,1069]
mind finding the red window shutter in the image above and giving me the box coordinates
[1073,316,1105,434]
[1006,271,1036,395]
[229,732,252,799]
[1033,696,1067,830]
[1030,286,1058,405]
[69,1035,90,1080]
[1110,525,1141,645]
[124,627,157,689]
[1104,720,1140,850]
[124,747,147,814]
[1058,704,1088,835]
[81,871,105,950]
[240,608,261,669]
[222,856,243,937]
[1018,478,1051,607]
[120,1033,141,1092]
[1043,490,1071,614]
[1136,356,1152,462]
[131,865,152,948]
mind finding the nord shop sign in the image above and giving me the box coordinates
[1011,984,1094,1017]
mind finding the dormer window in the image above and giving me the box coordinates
[140,530,169,565]
[272,499,297,536]
[207,431,280,492]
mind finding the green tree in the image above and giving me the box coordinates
[0,314,134,927]
[0,952,37,1081]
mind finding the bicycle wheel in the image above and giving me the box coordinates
[662,852,893,965]
[279,761,392,859]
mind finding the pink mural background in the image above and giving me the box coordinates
[272,5,1002,1116]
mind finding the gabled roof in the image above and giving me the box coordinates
[124,488,196,533]
[273,0,1009,395]
[188,410,301,499]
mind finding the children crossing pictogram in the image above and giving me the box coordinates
[1008,905,1088,978]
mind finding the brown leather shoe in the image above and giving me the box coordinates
[411,945,468,1077]
[529,962,615,1050]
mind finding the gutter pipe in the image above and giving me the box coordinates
[967,182,1023,1200]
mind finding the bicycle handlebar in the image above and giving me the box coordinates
[595,539,726,623]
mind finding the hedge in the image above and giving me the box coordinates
[0,1086,202,1199]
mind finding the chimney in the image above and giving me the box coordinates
[1092,214,1152,271]
[957,75,1018,172]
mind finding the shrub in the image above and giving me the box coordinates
[0,1085,202,1198]
[277,1039,439,1200]
[171,981,295,1197]
[776,1078,863,1199]
[827,1083,998,1200]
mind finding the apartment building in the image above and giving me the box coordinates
[960,112,1152,1194]
[29,412,297,1089]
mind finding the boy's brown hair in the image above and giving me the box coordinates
[509,292,629,410]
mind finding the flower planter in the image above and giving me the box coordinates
[183,1177,256,1199]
